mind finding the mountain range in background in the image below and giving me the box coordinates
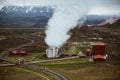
[0,6,120,28]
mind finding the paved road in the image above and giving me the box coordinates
[26,57,79,64]
[0,63,15,67]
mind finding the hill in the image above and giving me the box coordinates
[69,19,120,54]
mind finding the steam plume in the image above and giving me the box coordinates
[45,0,91,47]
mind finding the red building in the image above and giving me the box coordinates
[92,42,107,61]
[9,50,18,55]
[9,50,27,56]
[18,51,27,56]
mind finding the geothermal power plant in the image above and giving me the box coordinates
[46,46,59,58]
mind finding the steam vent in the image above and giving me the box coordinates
[46,46,59,58]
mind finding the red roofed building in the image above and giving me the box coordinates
[9,50,18,55]
[9,50,27,56]
[91,42,107,61]
[18,51,27,56]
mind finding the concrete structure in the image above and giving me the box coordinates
[46,46,59,58]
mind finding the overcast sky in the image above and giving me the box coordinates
[88,0,120,15]
[0,0,120,15]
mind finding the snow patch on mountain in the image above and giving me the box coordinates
[0,6,54,17]
[97,18,120,26]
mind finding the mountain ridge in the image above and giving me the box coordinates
[0,6,120,28]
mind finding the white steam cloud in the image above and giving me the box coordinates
[0,0,91,47]
[45,0,91,47]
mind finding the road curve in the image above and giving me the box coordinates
[0,37,34,57]
[26,65,69,80]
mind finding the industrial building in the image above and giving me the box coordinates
[85,42,107,62]
[46,46,59,58]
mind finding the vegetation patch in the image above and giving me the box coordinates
[0,66,48,80]
[38,61,120,80]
